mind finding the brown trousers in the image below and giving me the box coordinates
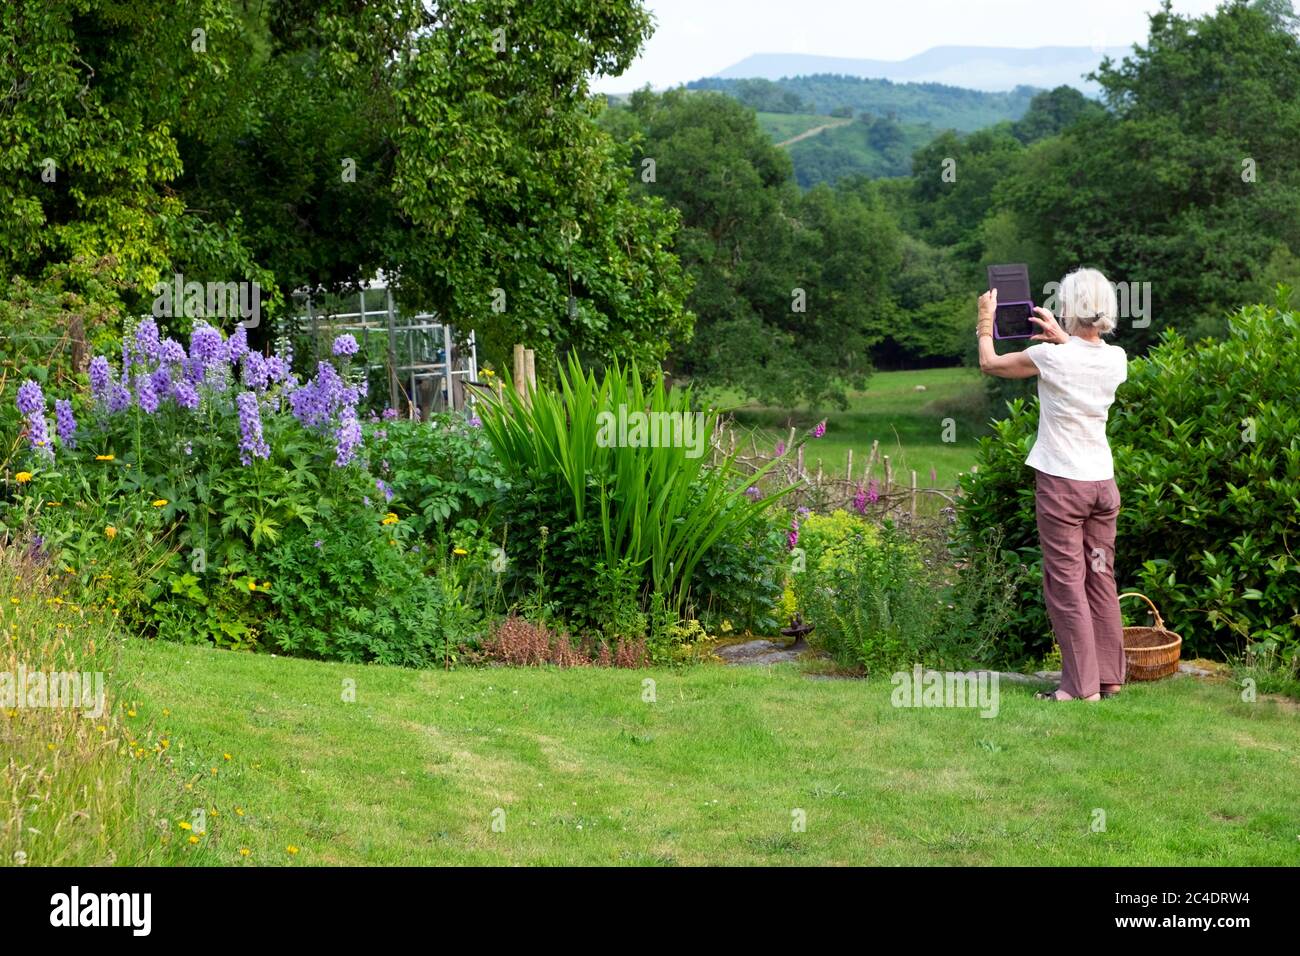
[1034,469,1126,697]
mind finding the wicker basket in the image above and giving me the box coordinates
[1119,592,1182,681]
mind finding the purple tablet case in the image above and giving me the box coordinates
[987,263,1035,340]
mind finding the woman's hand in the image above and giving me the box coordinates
[977,289,996,339]
[1029,307,1069,344]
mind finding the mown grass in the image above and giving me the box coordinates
[120,639,1299,866]
[720,367,992,488]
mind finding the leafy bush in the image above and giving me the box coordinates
[790,510,937,672]
[955,300,1300,665]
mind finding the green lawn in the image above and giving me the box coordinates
[720,367,992,488]
[123,640,1299,866]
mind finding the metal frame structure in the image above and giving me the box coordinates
[292,277,478,420]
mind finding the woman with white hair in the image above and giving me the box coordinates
[975,268,1128,702]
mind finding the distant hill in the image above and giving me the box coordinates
[711,46,1130,94]
[691,75,1038,133]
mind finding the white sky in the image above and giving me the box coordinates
[591,0,1228,92]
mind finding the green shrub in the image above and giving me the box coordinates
[791,511,937,672]
[955,298,1300,665]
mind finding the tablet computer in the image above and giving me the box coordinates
[986,263,1035,340]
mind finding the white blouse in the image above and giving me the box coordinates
[1023,337,1128,481]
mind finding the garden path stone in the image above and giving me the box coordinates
[715,639,803,665]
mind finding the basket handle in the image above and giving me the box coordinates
[1118,591,1165,630]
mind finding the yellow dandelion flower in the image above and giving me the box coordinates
[223,753,231,761]
[453,547,468,556]
[286,845,299,855]
[105,526,118,539]
[188,835,200,845]
[15,472,32,483]
[127,709,136,717]
[162,708,170,716]
[184,783,193,791]
[381,512,399,525]
[95,454,115,461]
[46,743,55,752]
[235,807,244,816]
[151,499,168,507]
[47,501,62,507]
[239,848,251,857]
[210,767,218,775]
[160,739,169,749]
[179,821,192,830]
[247,580,257,591]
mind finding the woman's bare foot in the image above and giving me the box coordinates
[1036,688,1102,701]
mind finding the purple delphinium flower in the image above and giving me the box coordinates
[334,408,362,467]
[467,415,482,428]
[332,333,359,357]
[265,341,294,384]
[227,324,249,364]
[160,338,187,366]
[376,478,394,502]
[184,441,193,456]
[89,356,112,403]
[313,539,323,549]
[786,517,799,552]
[867,479,880,504]
[135,371,159,414]
[189,322,224,368]
[852,485,867,514]
[54,399,77,449]
[235,391,270,465]
[242,351,270,391]
[745,485,761,501]
[134,318,161,364]
[108,382,132,414]
[16,380,53,459]
[15,380,43,416]
[382,407,398,421]
[812,420,826,439]
[172,379,200,410]
[150,367,173,405]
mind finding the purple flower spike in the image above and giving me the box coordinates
[334,409,362,467]
[89,357,112,403]
[332,334,359,357]
[134,318,161,363]
[15,380,44,416]
[813,420,826,439]
[236,391,270,465]
[135,371,159,414]
[54,399,77,449]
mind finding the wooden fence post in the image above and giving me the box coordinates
[513,344,526,401]
[910,470,918,517]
